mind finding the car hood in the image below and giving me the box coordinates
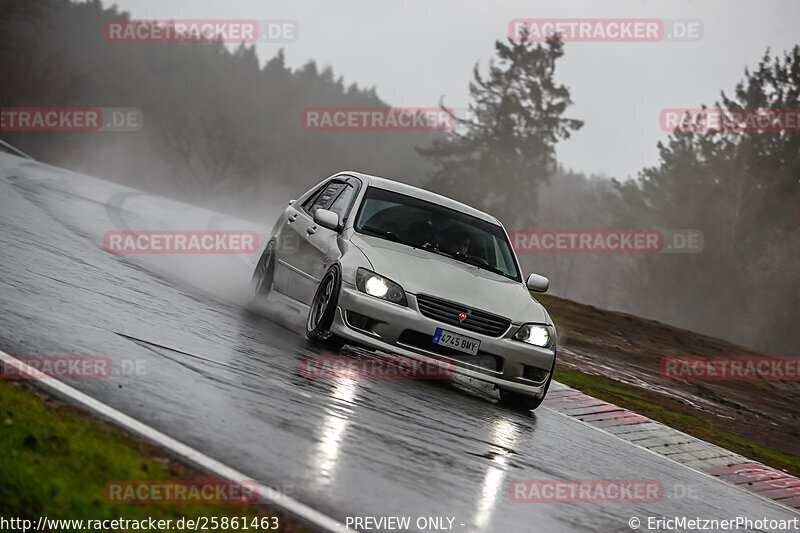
[349,233,547,323]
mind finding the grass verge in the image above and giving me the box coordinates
[0,379,309,531]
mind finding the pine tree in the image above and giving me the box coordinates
[417,34,582,225]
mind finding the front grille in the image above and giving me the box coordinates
[416,294,511,337]
[397,330,504,372]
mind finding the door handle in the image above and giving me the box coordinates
[307,226,316,235]
[288,214,297,223]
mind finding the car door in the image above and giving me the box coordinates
[291,178,360,304]
[270,202,300,295]
[278,179,341,303]
[273,183,327,300]
[272,179,331,296]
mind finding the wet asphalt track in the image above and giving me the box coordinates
[0,151,798,532]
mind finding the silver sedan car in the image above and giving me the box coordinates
[249,172,557,410]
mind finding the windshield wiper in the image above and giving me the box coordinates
[456,253,508,277]
[420,242,451,257]
[359,226,414,247]
[422,244,508,278]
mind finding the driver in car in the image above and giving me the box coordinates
[448,231,471,256]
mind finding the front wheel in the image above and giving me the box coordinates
[306,265,345,350]
[499,389,545,411]
[499,358,555,411]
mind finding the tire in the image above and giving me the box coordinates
[499,388,545,411]
[248,240,276,307]
[306,265,345,350]
[499,356,555,411]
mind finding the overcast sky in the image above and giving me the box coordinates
[94,0,800,180]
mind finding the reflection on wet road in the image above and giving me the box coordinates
[0,153,796,532]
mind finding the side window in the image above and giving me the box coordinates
[302,181,345,216]
[355,199,397,228]
[328,184,356,223]
[301,186,324,213]
[493,238,514,275]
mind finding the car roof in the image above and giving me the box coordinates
[337,171,502,226]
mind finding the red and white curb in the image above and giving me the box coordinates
[545,381,800,512]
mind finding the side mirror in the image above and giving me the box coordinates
[288,199,296,205]
[314,208,339,231]
[526,273,549,293]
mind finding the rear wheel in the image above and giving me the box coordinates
[306,265,345,349]
[248,241,275,307]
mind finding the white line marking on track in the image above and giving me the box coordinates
[0,350,351,533]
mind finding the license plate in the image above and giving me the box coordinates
[432,328,480,355]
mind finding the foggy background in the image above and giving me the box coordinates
[1,0,798,356]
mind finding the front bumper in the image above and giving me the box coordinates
[329,282,555,397]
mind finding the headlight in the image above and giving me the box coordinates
[513,324,555,348]
[355,268,407,306]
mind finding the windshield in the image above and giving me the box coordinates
[353,187,521,281]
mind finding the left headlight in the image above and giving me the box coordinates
[513,324,555,348]
[355,268,407,306]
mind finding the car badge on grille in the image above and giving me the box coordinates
[459,310,471,322]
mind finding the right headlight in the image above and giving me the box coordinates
[355,268,407,306]
[513,324,555,348]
